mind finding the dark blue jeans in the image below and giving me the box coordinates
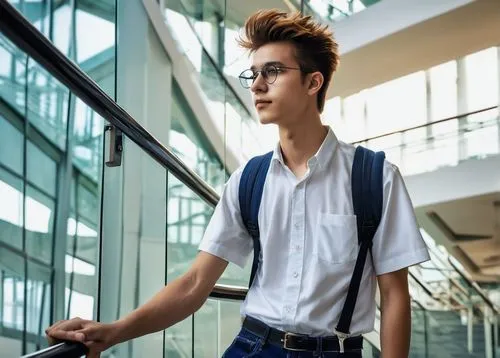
[222,327,363,358]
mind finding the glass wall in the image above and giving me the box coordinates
[0,0,115,355]
[324,46,500,176]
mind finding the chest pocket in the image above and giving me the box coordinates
[313,213,358,264]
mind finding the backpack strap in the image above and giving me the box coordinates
[335,146,385,345]
[239,151,273,288]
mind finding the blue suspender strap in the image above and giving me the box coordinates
[239,151,273,288]
[335,146,385,345]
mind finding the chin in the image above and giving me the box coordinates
[258,114,279,125]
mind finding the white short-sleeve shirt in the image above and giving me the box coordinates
[199,127,430,336]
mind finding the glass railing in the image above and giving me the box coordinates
[406,229,499,357]
[353,106,500,176]
[297,0,381,23]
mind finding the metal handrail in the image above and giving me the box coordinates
[20,342,88,358]
[351,105,498,145]
[448,258,498,314]
[0,0,219,208]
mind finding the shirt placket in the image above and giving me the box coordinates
[282,179,306,329]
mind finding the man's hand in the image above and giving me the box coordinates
[45,317,120,358]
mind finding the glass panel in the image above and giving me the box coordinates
[25,186,55,264]
[72,99,105,181]
[170,81,226,191]
[300,0,380,23]
[363,107,500,176]
[410,302,427,358]
[26,141,57,197]
[0,167,24,250]
[75,5,115,65]
[0,115,23,176]
[26,60,69,150]
[11,0,51,36]
[0,248,25,331]
[194,299,218,357]
[165,173,214,357]
[164,3,273,166]
[75,0,117,99]
[52,0,73,57]
[219,300,245,353]
[0,33,27,116]
[25,260,51,353]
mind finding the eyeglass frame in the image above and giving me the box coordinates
[238,64,311,89]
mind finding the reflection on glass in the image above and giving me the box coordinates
[27,141,57,197]
[72,99,105,181]
[25,186,55,265]
[65,174,99,321]
[0,34,27,116]
[25,260,51,352]
[164,4,272,164]
[194,299,218,357]
[0,168,24,250]
[0,115,24,175]
[171,80,226,191]
[26,60,69,150]
[0,249,25,331]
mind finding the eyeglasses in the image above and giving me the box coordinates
[238,64,303,89]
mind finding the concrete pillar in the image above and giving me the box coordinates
[457,57,468,161]
[497,46,500,153]
[484,306,494,358]
[99,0,173,357]
[425,69,434,158]
[468,304,474,354]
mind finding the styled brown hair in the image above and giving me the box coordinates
[238,9,339,112]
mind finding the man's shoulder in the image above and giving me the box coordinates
[336,141,399,181]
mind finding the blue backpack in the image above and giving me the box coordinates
[238,145,385,337]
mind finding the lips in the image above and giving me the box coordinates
[255,100,272,108]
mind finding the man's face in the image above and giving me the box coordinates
[248,42,311,126]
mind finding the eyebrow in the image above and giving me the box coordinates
[250,61,286,71]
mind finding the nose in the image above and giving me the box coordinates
[250,72,267,93]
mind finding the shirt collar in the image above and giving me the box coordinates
[271,126,338,170]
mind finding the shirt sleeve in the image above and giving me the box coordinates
[198,166,253,268]
[371,162,430,276]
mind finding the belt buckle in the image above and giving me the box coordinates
[282,332,307,352]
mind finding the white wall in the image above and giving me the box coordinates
[405,154,500,208]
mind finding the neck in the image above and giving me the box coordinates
[278,113,328,171]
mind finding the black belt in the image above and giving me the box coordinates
[242,317,363,352]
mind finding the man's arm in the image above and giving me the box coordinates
[377,268,411,358]
[46,251,228,355]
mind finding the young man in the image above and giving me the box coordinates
[46,9,430,358]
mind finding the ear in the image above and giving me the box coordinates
[307,71,324,96]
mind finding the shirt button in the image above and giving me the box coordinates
[293,272,299,278]
[294,223,300,229]
[285,306,291,313]
[295,245,301,251]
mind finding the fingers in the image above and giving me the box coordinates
[49,329,86,343]
[46,317,88,344]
